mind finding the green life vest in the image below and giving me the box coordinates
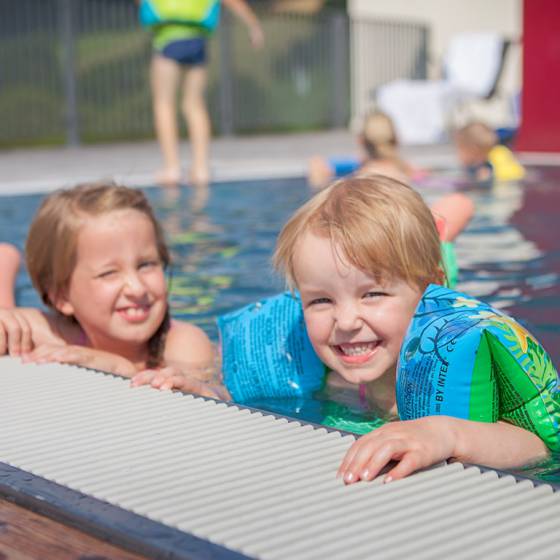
[139,0,221,31]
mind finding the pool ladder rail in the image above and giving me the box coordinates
[0,356,559,560]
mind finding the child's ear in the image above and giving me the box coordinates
[49,290,75,316]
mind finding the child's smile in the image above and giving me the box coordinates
[294,231,422,408]
[335,340,381,364]
[116,303,153,323]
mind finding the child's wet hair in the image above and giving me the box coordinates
[454,121,497,153]
[274,175,444,291]
[361,110,399,160]
[25,181,171,367]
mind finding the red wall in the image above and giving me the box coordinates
[515,0,560,152]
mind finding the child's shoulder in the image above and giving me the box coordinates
[164,319,215,366]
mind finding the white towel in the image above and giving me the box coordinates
[444,32,505,97]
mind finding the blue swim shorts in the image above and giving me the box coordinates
[160,37,207,66]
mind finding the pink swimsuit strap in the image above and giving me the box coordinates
[358,383,367,406]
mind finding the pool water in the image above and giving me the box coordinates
[2,171,560,481]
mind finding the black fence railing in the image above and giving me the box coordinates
[0,0,428,147]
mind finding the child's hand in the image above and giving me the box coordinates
[0,308,34,356]
[21,343,136,376]
[337,417,456,484]
[131,367,231,400]
[248,23,264,49]
[308,156,334,189]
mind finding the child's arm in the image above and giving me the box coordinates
[430,193,475,242]
[222,0,264,48]
[0,307,137,376]
[0,243,21,308]
[130,366,231,400]
[22,343,138,377]
[337,416,548,484]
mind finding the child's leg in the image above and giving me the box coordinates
[181,65,211,186]
[430,193,475,242]
[150,53,182,185]
[0,243,21,308]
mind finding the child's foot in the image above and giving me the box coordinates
[156,167,182,186]
[188,165,210,187]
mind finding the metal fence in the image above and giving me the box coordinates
[0,0,428,147]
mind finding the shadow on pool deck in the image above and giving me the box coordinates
[1,130,558,196]
[0,130,460,196]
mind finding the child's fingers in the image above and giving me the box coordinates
[383,451,423,483]
[337,431,380,479]
[23,344,59,363]
[0,313,24,356]
[159,376,181,391]
[18,315,33,355]
[0,324,7,355]
[25,344,91,368]
[344,441,394,484]
[341,438,411,485]
[130,370,157,387]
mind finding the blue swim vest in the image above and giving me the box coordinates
[139,0,221,31]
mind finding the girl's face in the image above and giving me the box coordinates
[294,231,422,392]
[56,209,168,357]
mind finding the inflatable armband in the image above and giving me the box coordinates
[441,241,458,288]
[328,157,360,178]
[397,284,560,451]
[139,0,221,31]
[218,292,326,402]
[489,145,526,182]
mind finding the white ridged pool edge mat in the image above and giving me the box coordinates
[1,356,559,560]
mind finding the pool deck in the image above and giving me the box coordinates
[1,130,559,196]
[0,130,457,196]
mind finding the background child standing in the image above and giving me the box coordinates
[141,0,264,186]
[0,182,215,380]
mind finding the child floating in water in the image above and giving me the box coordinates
[454,121,525,185]
[308,110,423,189]
[0,182,216,381]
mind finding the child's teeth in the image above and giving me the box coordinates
[125,308,144,317]
[341,343,374,356]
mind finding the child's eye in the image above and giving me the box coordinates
[96,270,116,279]
[364,291,386,299]
[308,297,332,306]
[139,260,159,269]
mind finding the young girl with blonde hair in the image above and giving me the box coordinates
[0,182,215,379]
[272,175,555,483]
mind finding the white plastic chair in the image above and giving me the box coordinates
[375,32,508,145]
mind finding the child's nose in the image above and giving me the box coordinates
[123,272,147,296]
[334,303,363,331]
